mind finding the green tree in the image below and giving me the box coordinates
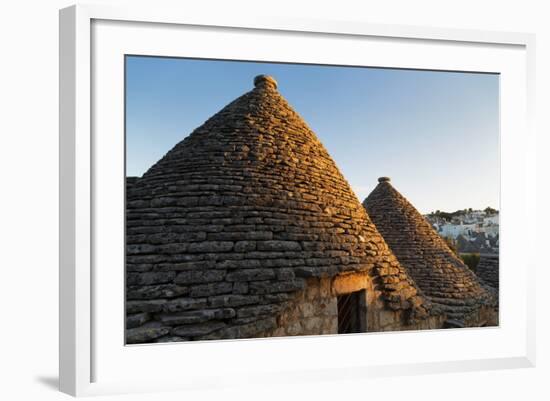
[460,253,481,272]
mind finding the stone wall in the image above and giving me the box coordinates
[125,267,468,343]
[269,277,337,337]
[265,272,445,338]
[463,304,499,327]
[373,306,446,332]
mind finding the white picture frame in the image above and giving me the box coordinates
[59,3,536,397]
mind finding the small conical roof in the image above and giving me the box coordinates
[126,76,430,342]
[363,178,495,322]
[476,254,499,290]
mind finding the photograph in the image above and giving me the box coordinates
[124,56,500,344]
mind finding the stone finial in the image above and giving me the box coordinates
[378,177,391,183]
[254,75,278,89]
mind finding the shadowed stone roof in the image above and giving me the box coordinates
[125,76,430,343]
[126,177,139,193]
[363,178,496,322]
[476,254,499,291]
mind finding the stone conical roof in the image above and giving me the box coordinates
[126,76,430,343]
[476,254,499,290]
[363,178,496,323]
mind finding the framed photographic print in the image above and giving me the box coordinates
[59,4,536,396]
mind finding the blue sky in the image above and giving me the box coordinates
[126,56,499,214]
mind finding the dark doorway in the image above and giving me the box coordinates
[337,290,365,334]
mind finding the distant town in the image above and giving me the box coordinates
[424,207,499,255]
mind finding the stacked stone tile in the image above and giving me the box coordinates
[126,177,139,193]
[476,254,499,290]
[363,178,496,326]
[126,75,431,343]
